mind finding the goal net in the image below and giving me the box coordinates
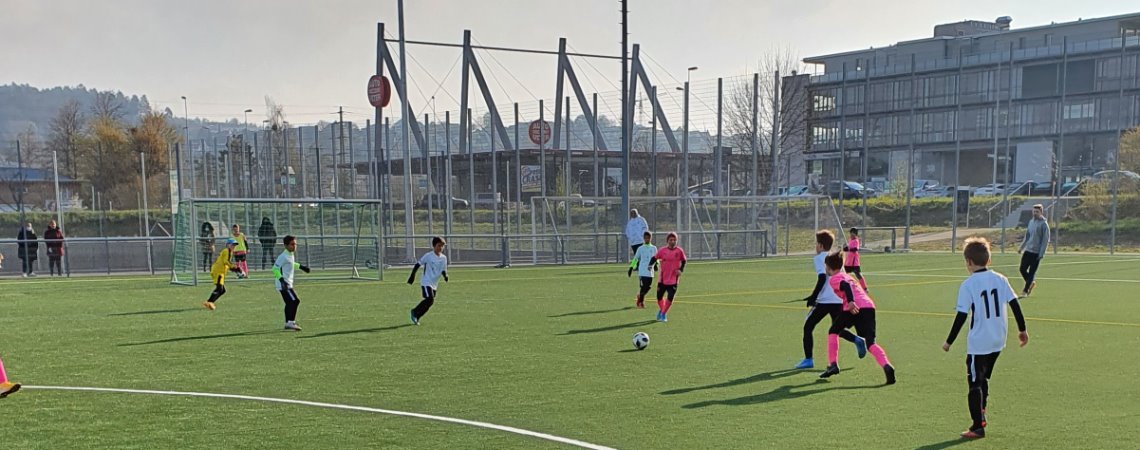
[171,198,385,286]
[529,195,844,264]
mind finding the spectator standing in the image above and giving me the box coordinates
[199,222,215,272]
[625,209,650,255]
[258,217,277,270]
[43,220,65,277]
[16,223,38,277]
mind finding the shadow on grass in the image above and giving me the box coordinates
[548,306,635,318]
[914,438,976,450]
[616,348,646,353]
[560,320,657,336]
[660,369,803,395]
[119,330,279,346]
[298,324,412,339]
[681,379,881,409]
[108,308,198,317]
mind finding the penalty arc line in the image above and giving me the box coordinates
[22,386,617,450]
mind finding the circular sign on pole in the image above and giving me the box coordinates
[528,120,552,145]
[367,75,392,108]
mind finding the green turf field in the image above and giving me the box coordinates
[2,252,1138,449]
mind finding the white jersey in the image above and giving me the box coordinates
[419,251,448,289]
[274,250,296,291]
[956,269,1020,355]
[813,252,843,305]
[633,244,658,278]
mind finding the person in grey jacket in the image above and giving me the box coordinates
[1017,204,1050,297]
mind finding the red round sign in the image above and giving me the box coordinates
[367,75,392,108]
[528,120,552,145]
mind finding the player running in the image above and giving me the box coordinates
[408,237,449,325]
[795,230,865,370]
[628,231,658,309]
[843,227,869,292]
[943,237,1029,439]
[653,232,686,322]
[203,238,242,310]
[819,252,896,384]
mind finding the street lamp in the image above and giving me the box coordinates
[180,96,192,198]
[676,67,697,196]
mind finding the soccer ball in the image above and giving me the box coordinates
[632,332,650,350]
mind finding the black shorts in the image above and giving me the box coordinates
[966,351,1001,386]
[844,265,860,273]
[631,243,642,253]
[234,253,247,262]
[656,283,678,300]
[805,303,844,330]
[421,286,437,300]
[833,308,877,344]
[639,276,653,291]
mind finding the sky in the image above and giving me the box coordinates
[2,0,1136,127]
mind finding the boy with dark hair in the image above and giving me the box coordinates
[203,239,242,310]
[408,236,449,325]
[820,252,896,384]
[944,237,1029,439]
[628,231,658,309]
[653,232,686,322]
[795,230,865,369]
[274,235,311,331]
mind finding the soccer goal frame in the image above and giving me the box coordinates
[171,198,385,286]
[528,194,844,263]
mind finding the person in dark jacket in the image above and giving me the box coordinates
[258,217,277,270]
[16,222,38,277]
[43,220,65,276]
[199,222,216,272]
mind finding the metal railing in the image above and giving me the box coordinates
[0,236,173,277]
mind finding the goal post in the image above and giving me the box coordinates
[528,195,844,263]
[171,198,385,286]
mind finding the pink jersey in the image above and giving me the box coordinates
[829,271,875,311]
[655,246,687,285]
[844,238,861,266]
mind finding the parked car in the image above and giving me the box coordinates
[913,179,939,191]
[973,184,1007,196]
[1090,170,1140,182]
[825,181,872,200]
[418,194,469,209]
[915,185,957,198]
[568,193,596,207]
[473,192,502,208]
[777,185,809,197]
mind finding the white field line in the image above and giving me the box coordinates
[23,385,617,450]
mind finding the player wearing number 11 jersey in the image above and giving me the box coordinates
[943,237,1029,440]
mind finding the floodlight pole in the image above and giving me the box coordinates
[398,0,414,262]
[620,0,630,262]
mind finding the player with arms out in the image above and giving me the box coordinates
[653,232,686,322]
[628,231,658,309]
[843,227,869,292]
[943,237,1029,439]
[819,252,896,383]
[203,239,242,310]
[408,237,449,325]
[795,230,865,370]
[274,235,311,331]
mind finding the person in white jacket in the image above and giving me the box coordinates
[625,209,650,254]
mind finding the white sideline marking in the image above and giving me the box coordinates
[870,272,1140,284]
[24,385,617,450]
[872,258,1140,274]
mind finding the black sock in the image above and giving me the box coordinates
[968,387,985,428]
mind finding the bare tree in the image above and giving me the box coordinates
[48,100,86,178]
[724,48,810,194]
[92,91,125,120]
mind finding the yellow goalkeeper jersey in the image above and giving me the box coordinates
[210,247,235,282]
